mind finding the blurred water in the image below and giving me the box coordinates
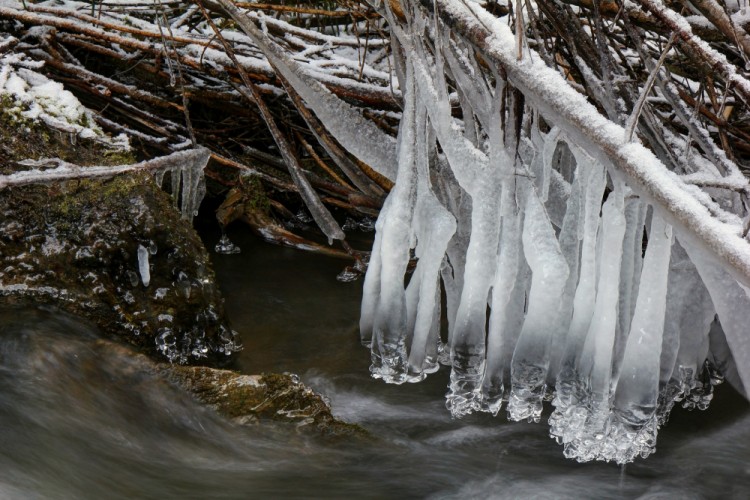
[0,223,748,499]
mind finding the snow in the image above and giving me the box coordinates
[0,43,128,148]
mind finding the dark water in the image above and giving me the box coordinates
[1,222,749,499]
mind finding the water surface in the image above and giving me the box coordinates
[0,223,748,499]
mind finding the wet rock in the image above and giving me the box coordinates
[161,366,366,436]
[83,337,363,436]
[0,114,238,365]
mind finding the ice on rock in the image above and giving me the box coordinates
[162,148,209,220]
[184,152,208,219]
[215,234,241,255]
[137,244,151,287]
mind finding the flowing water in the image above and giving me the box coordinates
[1,221,749,499]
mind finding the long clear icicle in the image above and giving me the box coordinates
[549,184,627,462]
[480,204,523,415]
[507,183,569,423]
[613,198,647,380]
[444,73,507,417]
[405,104,457,381]
[553,151,606,406]
[366,63,419,383]
[608,215,673,463]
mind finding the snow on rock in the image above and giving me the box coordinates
[0,43,129,149]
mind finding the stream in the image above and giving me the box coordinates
[0,221,749,499]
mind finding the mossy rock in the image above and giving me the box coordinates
[163,367,367,436]
[0,113,238,365]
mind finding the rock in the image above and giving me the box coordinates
[0,105,363,439]
[90,338,364,436]
[161,366,367,436]
[0,110,239,365]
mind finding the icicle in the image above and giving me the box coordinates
[443,39,492,130]
[613,198,647,380]
[550,183,627,462]
[180,156,196,218]
[445,191,506,415]
[552,152,606,406]
[359,227,383,346]
[445,74,508,417]
[171,148,209,220]
[546,149,584,381]
[581,186,627,403]
[411,42,486,190]
[674,239,737,404]
[437,177,471,355]
[170,165,181,209]
[607,215,673,463]
[539,126,562,203]
[507,183,569,423]
[658,240,715,416]
[137,244,150,287]
[405,105,457,381]
[480,205,523,415]
[154,167,166,188]
[367,63,419,384]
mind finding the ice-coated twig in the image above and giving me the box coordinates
[1,148,208,189]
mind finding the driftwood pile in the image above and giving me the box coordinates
[2,0,750,257]
[0,0,395,259]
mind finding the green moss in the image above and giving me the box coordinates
[103,148,137,165]
[0,95,235,366]
[164,367,369,437]
[241,175,271,215]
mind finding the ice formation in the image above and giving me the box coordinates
[137,244,151,287]
[19,0,748,465]
[249,0,750,464]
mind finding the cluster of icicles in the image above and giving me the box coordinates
[357,29,738,465]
